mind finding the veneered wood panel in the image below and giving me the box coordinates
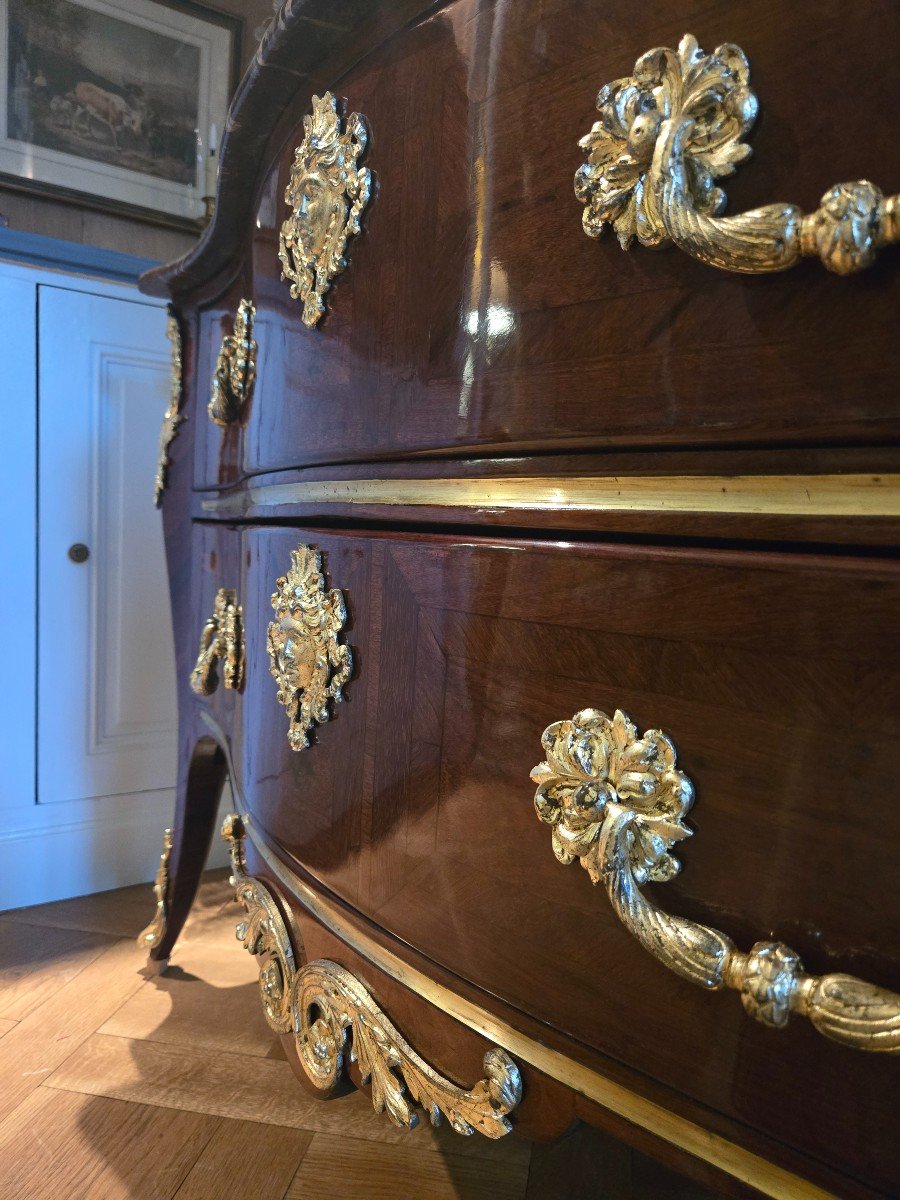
[232,0,900,477]
[245,527,900,1195]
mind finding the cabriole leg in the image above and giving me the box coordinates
[138,735,227,971]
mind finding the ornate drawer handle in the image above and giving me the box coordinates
[190,587,245,695]
[209,298,256,426]
[267,545,352,751]
[575,34,899,276]
[531,709,900,1052]
[222,815,522,1136]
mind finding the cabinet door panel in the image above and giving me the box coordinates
[38,287,176,806]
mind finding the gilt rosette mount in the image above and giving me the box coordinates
[531,708,900,1052]
[267,545,353,751]
[190,588,245,696]
[208,298,257,427]
[278,91,371,327]
[575,34,900,275]
[222,814,522,1136]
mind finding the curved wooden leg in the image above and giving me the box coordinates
[140,734,228,970]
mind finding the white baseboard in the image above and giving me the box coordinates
[0,784,233,912]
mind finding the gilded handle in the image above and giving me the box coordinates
[531,708,900,1052]
[190,587,244,695]
[576,34,899,276]
[209,298,257,426]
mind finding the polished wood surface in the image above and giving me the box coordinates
[0,873,704,1200]
[186,0,900,481]
[139,1,899,1195]
[239,527,900,1196]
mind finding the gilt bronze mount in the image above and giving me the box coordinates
[278,92,371,327]
[531,708,900,1052]
[576,35,899,275]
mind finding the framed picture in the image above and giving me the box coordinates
[0,0,241,229]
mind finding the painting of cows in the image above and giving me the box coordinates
[7,0,202,186]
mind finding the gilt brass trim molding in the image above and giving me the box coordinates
[190,588,245,696]
[201,473,900,519]
[209,299,257,427]
[576,35,899,275]
[241,814,837,1200]
[267,545,353,751]
[153,309,183,507]
[531,709,900,1053]
[137,827,172,951]
[223,814,522,1137]
[278,92,371,327]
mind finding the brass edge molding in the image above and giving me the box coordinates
[222,814,522,1137]
[267,545,353,751]
[241,814,837,1200]
[278,92,372,327]
[576,34,900,275]
[209,298,257,427]
[200,473,900,519]
[532,708,900,1054]
[137,827,173,950]
[154,308,183,507]
[190,587,245,696]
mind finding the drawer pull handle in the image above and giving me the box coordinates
[531,709,900,1052]
[190,587,245,695]
[267,545,353,750]
[576,35,899,276]
[209,298,256,427]
[222,814,522,1136]
[279,92,371,328]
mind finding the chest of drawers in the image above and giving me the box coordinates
[139,2,900,1195]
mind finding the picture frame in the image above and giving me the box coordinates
[0,0,242,231]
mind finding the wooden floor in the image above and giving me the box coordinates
[0,870,711,1199]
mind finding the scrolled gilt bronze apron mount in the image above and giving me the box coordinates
[576,34,899,276]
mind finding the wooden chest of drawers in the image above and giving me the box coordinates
[139,2,900,1195]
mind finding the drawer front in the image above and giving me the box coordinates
[242,0,900,475]
[241,526,899,1191]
